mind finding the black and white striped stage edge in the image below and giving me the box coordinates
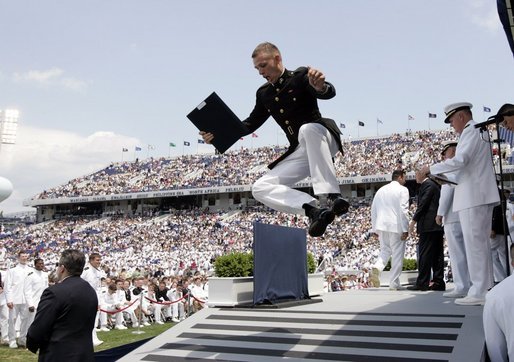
[119,287,486,362]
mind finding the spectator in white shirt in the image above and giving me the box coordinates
[4,251,33,349]
[23,258,48,334]
[81,253,105,346]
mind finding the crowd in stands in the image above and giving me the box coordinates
[34,129,458,200]
[0,202,421,277]
[1,130,468,340]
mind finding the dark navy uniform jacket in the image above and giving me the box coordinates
[242,66,343,169]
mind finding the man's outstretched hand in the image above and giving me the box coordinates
[199,131,214,144]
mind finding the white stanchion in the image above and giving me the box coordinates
[132,293,145,335]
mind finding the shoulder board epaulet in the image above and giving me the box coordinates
[84,267,89,270]
[27,272,34,276]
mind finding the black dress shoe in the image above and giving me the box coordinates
[329,196,350,216]
[429,284,446,291]
[406,285,429,291]
[308,207,335,237]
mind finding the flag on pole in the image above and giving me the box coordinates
[122,148,128,152]
[408,115,415,120]
[169,142,176,147]
[428,113,437,118]
[184,141,190,146]
[135,146,142,151]
[252,133,258,138]
[339,123,346,128]
[483,106,491,112]
[377,118,383,124]
[358,121,365,127]
[198,139,205,144]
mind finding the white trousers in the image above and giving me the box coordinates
[444,221,470,293]
[153,304,171,323]
[252,123,340,215]
[100,308,123,327]
[458,205,494,299]
[490,234,509,282]
[374,231,406,288]
[0,304,8,341]
[172,302,185,319]
[8,304,29,344]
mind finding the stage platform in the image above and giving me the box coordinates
[119,286,486,362]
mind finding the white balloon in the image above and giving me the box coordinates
[0,177,13,203]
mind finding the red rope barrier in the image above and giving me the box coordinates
[99,298,139,315]
[144,295,185,305]
[191,295,207,304]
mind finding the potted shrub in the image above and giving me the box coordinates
[380,258,418,286]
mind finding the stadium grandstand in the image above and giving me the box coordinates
[2,128,514,276]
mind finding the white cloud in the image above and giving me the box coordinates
[60,77,88,91]
[12,67,88,91]
[13,68,63,83]
[468,0,502,33]
[0,125,142,214]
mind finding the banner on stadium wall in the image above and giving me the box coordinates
[24,166,514,207]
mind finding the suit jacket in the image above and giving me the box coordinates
[242,67,343,169]
[492,189,509,235]
[371,180,410,234]
[430,120,499,211]
[27,276,98,362]
[413,178,443,233]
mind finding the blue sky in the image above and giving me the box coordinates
[0,0,513,214]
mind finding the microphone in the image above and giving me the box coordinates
[475,115,502,130]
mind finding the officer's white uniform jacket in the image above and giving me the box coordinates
[371,180,410,234]
[430,120,499,211]
[5,264,33,305]
[483,274,514,361]
[23,269,48,309]
[81,263,105,295]
[437,185,459,224]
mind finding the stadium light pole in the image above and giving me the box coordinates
[0,109,19,204]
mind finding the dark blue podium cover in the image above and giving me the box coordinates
[253,222,309,305]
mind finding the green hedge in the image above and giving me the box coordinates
[383,258,417,271]
[214,252,317,277]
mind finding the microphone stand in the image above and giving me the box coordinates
[476,117,511,278]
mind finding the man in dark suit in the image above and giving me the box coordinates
[200,42,349,237]
[27,249,98,361]
[490,188,510,283]
[408,168,445,291]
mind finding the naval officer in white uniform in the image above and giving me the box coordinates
[435,141,470,298]
[421,102,499,306]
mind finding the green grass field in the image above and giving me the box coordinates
[0,322,175,362]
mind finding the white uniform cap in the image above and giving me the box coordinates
[444,102,473,123]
